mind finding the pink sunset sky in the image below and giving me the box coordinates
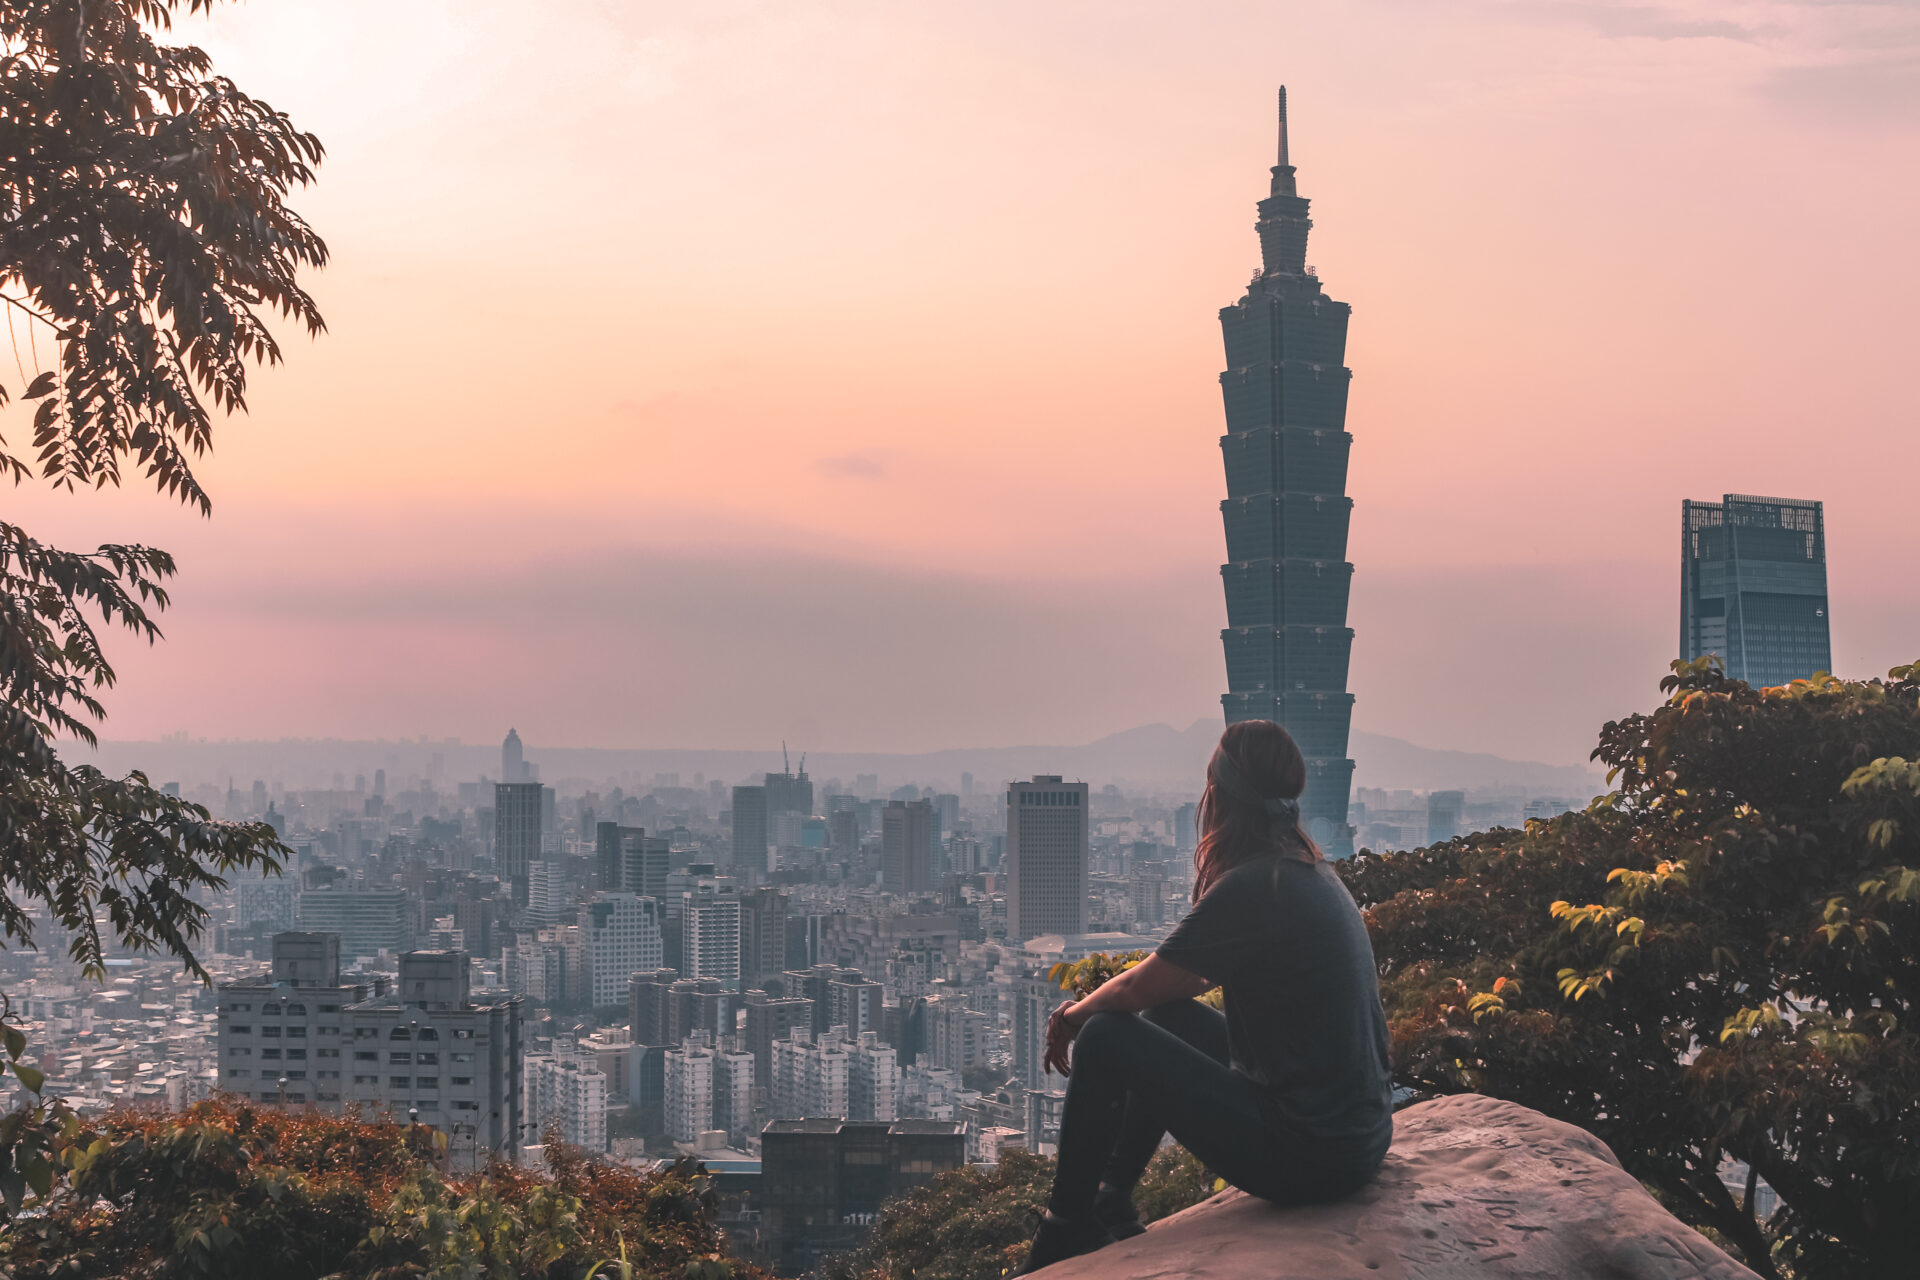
[11,0,1918,765]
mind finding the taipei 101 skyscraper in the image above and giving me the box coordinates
[1216,88,1356,857]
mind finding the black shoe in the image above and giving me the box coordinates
[1092,1185,1146,1240]
[1017,1213,1117,1274]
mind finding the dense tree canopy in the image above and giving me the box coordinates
[1,0,326,1213]
[0,1099,764,1279]
[1340,660,1920,1280]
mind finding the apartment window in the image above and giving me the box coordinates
[287,1049,307,1060]
[389,1076,410,1087]
[318,1092,341,1102]
[287,1026,307,1038]
[319,1027,340,1036]
[353,1074,375,1084]
[389,1028,411,1041]
[318,1070,339,1080]
[417,1028,439,1041]
[453,1029,473,1040]
[284,1071,306,1081]
[318,1048,339,1059]
[224,1003,251,1013]
[452,1052,473,1065]
[417,1053,438,1066]
[320,1005,340,1013]
[259,1092,279,1102]
[453,1100,478,1111]
[228,1047,250,1057]
[417,1078,438,1090]
[285,1092,307,1103]
[355,1052,377,1062]
[229,1026,251,1035]
[287,1004,306,1015]
[227,1069,249,1078]
[390,1052,411,1065]
[261,1027,281,1038]
[261,1048,281,1060]
[355,1028,376,1040]
[262,1004,281,1016]
[451,1076,473,1086]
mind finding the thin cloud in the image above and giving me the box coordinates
[817,450,890,478]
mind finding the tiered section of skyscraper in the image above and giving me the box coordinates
[1217,88,1357,856]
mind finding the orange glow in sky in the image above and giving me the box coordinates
[13,0,1918,764]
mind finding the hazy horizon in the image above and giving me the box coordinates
[12,0,1916,766]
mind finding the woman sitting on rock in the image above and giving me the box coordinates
[1020,719,1394,1273]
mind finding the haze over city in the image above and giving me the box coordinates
[11,0,1914,768]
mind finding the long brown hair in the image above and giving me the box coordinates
[1193,719,1320,900]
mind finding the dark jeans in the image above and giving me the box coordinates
[1047,1000,1386,1219]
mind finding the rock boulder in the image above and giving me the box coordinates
[1034,1093,1759,1279]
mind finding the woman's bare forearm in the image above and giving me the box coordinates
[1067,954,1212,1023]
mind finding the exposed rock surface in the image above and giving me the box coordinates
[1035,1093,1759,1279]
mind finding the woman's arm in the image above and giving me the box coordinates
[1044,955,1213,1076]
[1070,954,1213,1021]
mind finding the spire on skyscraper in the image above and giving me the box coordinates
[1277,85,1290,168]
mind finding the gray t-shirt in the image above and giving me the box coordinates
[1155,854,1393,1144]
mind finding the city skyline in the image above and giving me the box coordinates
[13,1,1914,769]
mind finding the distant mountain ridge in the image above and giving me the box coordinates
[86,721,1603,798]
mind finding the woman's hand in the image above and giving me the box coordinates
[1044,1000,1083,1077]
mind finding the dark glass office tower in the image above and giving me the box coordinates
[1217,88,1356,857]
[1681,494,1832,688]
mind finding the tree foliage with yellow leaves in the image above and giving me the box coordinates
[1339,659,1920,1280]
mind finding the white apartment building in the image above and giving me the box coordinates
[215,933,383,1110]
[848,1030,899,1122]
[664,1031,717,1142]
[524,1038,608,1153]
[770,1025,850,1120]
[340,949,524,1171]
[921,993,991,1074]
[526,861,567,928]
[714,1038,755,1143]
[682,890,742,984]
[585,893,663,1009]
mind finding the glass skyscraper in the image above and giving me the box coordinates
[1216,88,1356,857]
[1681,494,1832,688]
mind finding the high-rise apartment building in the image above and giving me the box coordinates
[731,786,770,873]
[770,1026,851,1120]
[1005,777,1089,941]
[585,893,664,1009]
[664,1031,717,1142]
[495,781,543,906]
[628,968,681,1047]
[739,887,789,988]
[1011,972,1065,1091]
[216,932,384,1110]
[714,1037,756,1143]
[743,991,816,1083]
[881,799,938,896]
[681,890,743,984]
[920,993,990,1074]
[341,949,524,1170]
[827,973,884,1038]
[1681,494,1832,688]
[848,1030,900,1122]
[523,1038,607,1152]
[1215,88,1357,857]
[524,861,566,928]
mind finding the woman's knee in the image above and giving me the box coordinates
[1074,1010,1136,1057]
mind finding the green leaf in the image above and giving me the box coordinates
[13,1064,45,1093]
